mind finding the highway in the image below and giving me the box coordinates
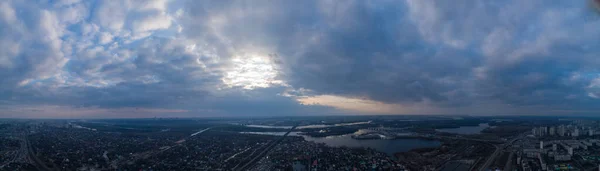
[233,126,296,171]
[479,144,501,171]
[25,136,51,171]
[478,134,525,171]
[504,152,514,171]
[117,127,213,166]
[412,133,509,171]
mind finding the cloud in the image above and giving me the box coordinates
[97,32,113,44]
[0,1,68,90]
[1,0,600,117]
[180,0,600,112]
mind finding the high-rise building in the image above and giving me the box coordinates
[532,127,546,137]
[568,147,573,156]
[553,144,557,151]
[558,125,566,137]
[573,129,580,137]
[540,141,544,149]
[549,127,555,136]
[589,129,594,136]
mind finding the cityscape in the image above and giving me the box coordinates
[1,116,600,170]
[2,0,600,171]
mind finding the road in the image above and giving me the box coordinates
[25,136,51,171]
[225,147,252,162]
[479,144,501,171]
[190,127,211,137]
[117,127,213,166]
[503,151,514,171]
[422,134,507,171]
[233,126,296,171]
[478,134,525,171]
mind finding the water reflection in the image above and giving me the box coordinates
[302,134,441,156]
[240,132,441,156]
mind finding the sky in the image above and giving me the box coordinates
[1,0,600,118]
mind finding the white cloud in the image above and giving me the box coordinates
[586,77,600,99]
[0,2,16,23]
[482,28,511,57]
[131,13,172,32]
[97,32,113,44]
[137,0,169,11]
[0,1,69,84]
[93,0,127,32]
[405,0,467,48]
[56,2,87,24]
[53,0,81,7]
[589,77,600,88]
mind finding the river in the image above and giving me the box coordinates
[240,132,441,157]
[303,134,441,156]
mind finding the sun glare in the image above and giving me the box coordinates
[222,55,282,90]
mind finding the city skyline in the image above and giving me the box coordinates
[2,0,600,118]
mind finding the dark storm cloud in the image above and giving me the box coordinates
[179,0,465,104]
[181,0,600,111]
[181,0,475,104]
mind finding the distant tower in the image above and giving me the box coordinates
[589,129,594,136]
[553,144,557,151]
[549,127,555,136]
[573,129,580,137]
[540,141,544,149]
